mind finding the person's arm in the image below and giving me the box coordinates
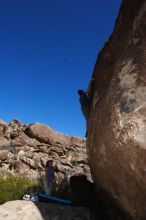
[45,167,48,179]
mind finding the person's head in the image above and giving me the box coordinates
[78,90,84,96]
[46,160,53,167]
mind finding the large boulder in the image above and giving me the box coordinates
[0,200,95,220]
[87,0,146,219]
[0,150,11,161]
[0,120,8,136]
[0,136,10,148]
[25,123,83,146]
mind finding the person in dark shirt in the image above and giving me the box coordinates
[78,90,90,137]
[44,160,57,194]
[44,160,65,195]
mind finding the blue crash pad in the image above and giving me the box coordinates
[38,193,72,205]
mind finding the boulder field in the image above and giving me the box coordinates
[0,119,128,219]
[1,1,146,219]
[0,119,91,185]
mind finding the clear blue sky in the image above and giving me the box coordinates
[0,0,121,137]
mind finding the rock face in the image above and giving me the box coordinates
[0,119,91,191]
[87,0,146,219]
[0,200,95,220]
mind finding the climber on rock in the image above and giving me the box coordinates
[78,90,90,137]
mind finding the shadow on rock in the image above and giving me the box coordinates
[34,202,95,220]
[70,175,130,220]
[70,175,107,220]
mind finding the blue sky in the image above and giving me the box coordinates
[0,0,121,137]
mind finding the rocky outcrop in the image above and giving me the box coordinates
[0,200,95,220]
[87,0,146,219]
[0,119,91,191]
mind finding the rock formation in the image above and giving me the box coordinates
[87,0,146,219]
[0,119,91,191]
[0,200,95,220]
[0,119,129,219]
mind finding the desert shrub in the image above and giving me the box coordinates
[0,170,43,204]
